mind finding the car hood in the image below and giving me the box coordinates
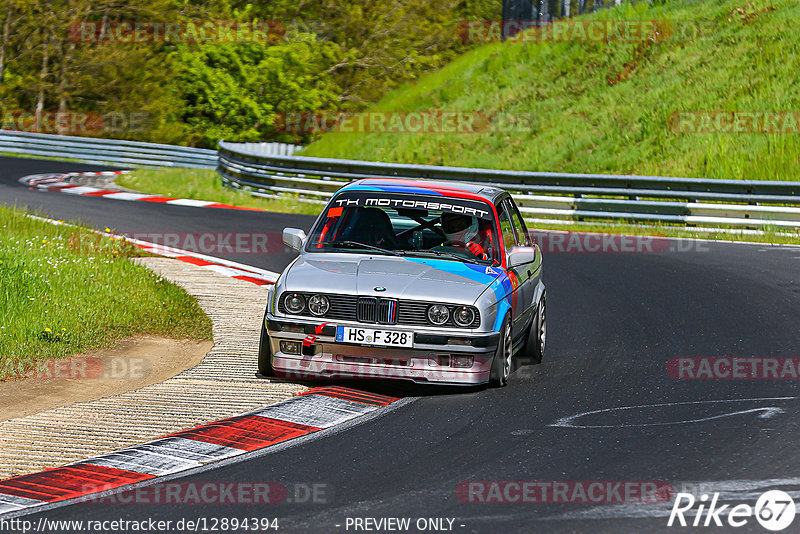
[283,253,504,305]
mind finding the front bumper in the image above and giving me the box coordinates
[264,315,500,385]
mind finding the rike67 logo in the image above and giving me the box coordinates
[668,490,796,531]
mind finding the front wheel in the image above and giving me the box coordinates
[489,315,513,387]
[257,312,274,377]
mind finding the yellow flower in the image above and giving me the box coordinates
[61,328,67,331]
[105,228,111,232]
[44,328,51,332]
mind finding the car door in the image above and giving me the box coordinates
[501,197,538,336]
[496,198,525,340]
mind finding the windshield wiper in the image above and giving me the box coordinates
[398,249,475,263]
[319,240,403,257]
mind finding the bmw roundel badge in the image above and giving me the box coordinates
[374,286,387,292]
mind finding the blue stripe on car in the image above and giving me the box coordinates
[403,257,514,331]
[493,299,512,331]
[342,184,445,196]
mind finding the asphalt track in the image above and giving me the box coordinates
[2,155,800,533]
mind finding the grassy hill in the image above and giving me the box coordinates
[300,0,800,181]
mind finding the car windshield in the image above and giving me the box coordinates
[306,191,500,265]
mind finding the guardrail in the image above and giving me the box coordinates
[3,130,799,228]
[226,142,303,157]
[0,130,218,169]
[218,140,800,228]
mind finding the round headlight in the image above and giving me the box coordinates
[308,294,330,316]
[284,293,305,314]
[453,306,476,327]
[427,304,450,326]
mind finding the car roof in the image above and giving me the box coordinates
[340,178,506,203]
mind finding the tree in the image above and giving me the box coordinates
[0,0,503,144]
[169,32,342,146]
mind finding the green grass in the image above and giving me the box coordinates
[117,167,322,215]
[0,152,84,164]
[0,206,212,381]
[300,0,800,181]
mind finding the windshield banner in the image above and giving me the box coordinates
[331,191,492,219]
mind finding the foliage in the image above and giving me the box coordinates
[0,0,500,147]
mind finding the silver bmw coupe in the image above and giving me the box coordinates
[257,178,546,387]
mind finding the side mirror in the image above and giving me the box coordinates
[507,246,536,268]
[283,228,307,251]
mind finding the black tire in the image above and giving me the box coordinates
[522,293,546,365]
[489,314,513,387]
[257,312,275,378]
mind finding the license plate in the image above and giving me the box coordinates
[336,326,414,348]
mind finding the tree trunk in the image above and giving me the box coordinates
[35,33,50,130]
[0,2,13,84]
[57,41,75,113]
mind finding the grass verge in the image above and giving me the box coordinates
[117,167,322,215]
[0,205,212,381]
[0,152,85,164]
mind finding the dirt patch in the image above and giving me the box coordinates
[0,336,212,422]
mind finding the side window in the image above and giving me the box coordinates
[497,200,516,251]
[507,199,531,246]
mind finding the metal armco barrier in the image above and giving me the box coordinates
[2,130,798,229]
[218,140,800,228]
[0,130,218,169]
[227,142,303,157]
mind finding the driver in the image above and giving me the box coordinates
[440,213,488,260]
